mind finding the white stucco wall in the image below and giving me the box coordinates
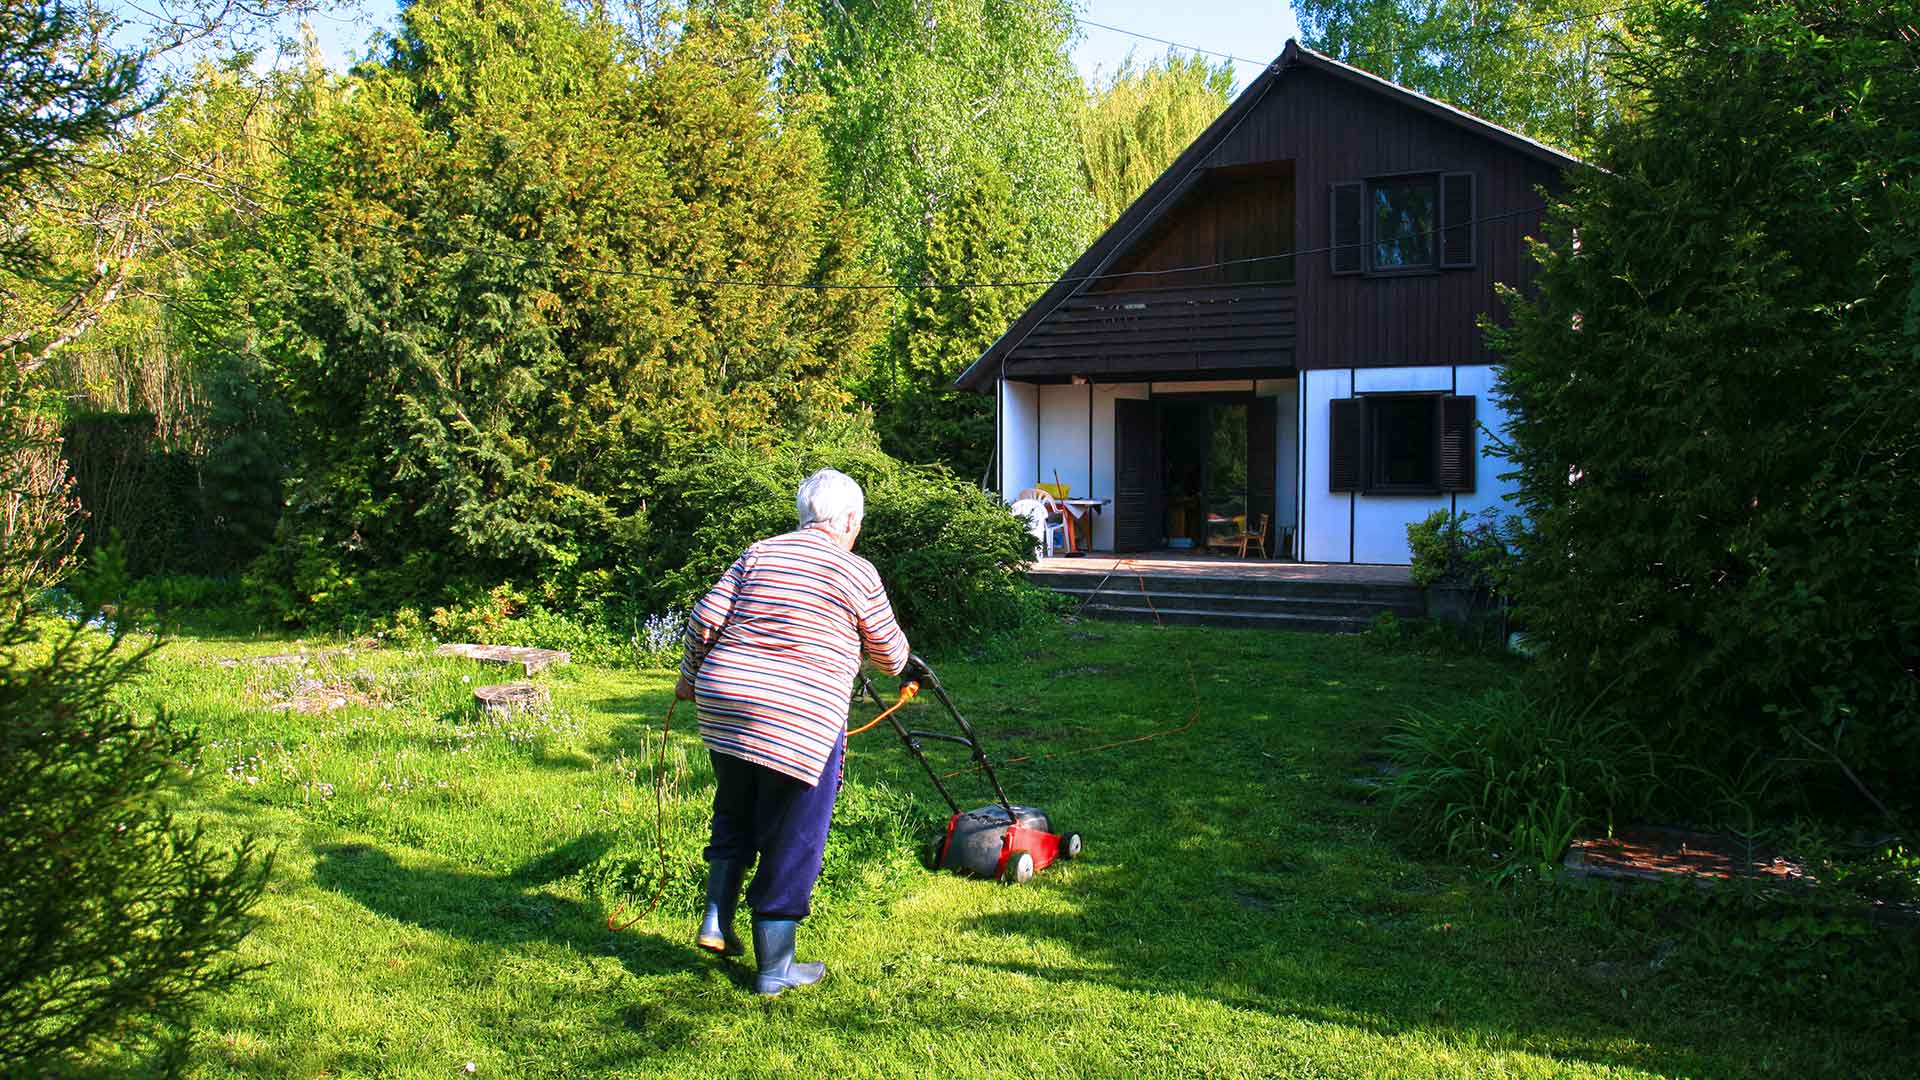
[1300,368,1353,562]
[1036,383,1094,504]
[1448,364,1516,521]
[998,380,1037,503]
[1298,364,1519,565]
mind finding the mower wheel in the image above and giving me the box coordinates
[1004,850,1035,885]
[1061,832,1083,860]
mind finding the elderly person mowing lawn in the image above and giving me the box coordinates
[674,467,914,996]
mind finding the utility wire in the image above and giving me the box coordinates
[150,144,1556,292]
[1084,1,1652,75]
[1077,18,1267,69]
[112,1,1640,297]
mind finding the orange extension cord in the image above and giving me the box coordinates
[848,682,919,736]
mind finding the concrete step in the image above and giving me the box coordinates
[1049,585,1421,619]
[1028,569,1422,606]
[1028,566,1424,632]
[1071,602,1375,633]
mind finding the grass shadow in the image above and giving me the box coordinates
[311,834,709,987]
[830,631,1913,1080]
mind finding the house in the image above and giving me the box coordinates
[954,41,1581,565]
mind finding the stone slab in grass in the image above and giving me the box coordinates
[474,682,550,717]
[434,643,570,675]
[1564,827,1811,886]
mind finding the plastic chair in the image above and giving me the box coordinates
[1008,498,1068,558]
[1014,487,1071,553]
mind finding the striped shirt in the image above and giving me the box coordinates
[680,528,911,785]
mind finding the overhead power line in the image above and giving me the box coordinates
[153,144,1556,292]
[1077,18,1267,69]
[121,1,1643,295]
[1082,1,1652,75]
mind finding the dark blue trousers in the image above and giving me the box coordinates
[704,734,844,921]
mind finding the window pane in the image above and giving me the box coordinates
[1371,396,1437,488]
[1371,179,1437,269]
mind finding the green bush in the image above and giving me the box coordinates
[650,440,1042,652]
[1489,0,1920,810]
[1406,509,1515,591]
[1385,689,1665,881]
[420,583,630,666]
[1638,876,1920,1037]
[62,412,280,579]
[0,556,270,1071]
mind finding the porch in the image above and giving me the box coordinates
[1028,553,1420,633]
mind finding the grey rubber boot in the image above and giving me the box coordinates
[695,859,746,956]
[751,917,826,996]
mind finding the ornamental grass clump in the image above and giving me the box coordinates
[1385,689,1664,881]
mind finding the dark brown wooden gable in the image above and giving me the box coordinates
[954,43,1581,391]
[1204,63,1568,373]
[1090,162,1296,292]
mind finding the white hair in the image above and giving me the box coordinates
[796,468,865,532]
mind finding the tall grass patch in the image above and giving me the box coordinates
[1385,689,1665,880]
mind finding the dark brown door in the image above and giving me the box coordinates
[1115,398,1160,553]
[1248,396,1278,558]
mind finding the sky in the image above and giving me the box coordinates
[1073,2,1301,96]
[114,2,1301,98]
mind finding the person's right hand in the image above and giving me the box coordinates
[674,675,695,701]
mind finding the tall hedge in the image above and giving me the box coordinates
[1491,0,1920,811]
[251,0,882,620]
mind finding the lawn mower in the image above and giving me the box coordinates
[854,657,1081,885]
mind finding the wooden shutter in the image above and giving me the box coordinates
[1438,395,1476,492]
[1114,399,1160,552]
[1330,181,1364,275]
[1329,397,1363,492]
[1440,172,1475,268]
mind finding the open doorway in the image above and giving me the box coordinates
[1114,391,1281,556]
[1159,401,1249,550]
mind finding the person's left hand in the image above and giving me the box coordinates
[674,675,695,701]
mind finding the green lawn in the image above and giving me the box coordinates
[119,620,1909,1078]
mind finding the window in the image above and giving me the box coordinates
[1370,178,1437,270]
[1369,394,1437,488]
[1330,172,1476,275]
[1328,394,1476,494]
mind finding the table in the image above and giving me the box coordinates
[1056,498,1109,555]
[1204,513,1246,554]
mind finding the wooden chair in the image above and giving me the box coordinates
[1234,513,1271,559]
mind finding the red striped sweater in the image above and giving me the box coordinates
[681,528,910,785]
